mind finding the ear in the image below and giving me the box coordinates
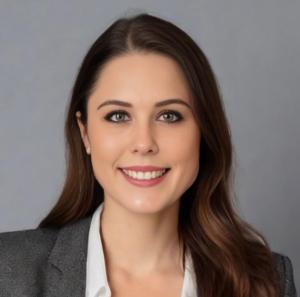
[76,111,91,154]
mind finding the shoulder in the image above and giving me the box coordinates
[0,216,92,295]
[271,251,297,297]
[0,227,58,261]
[0,227,58,294]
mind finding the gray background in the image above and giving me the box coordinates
[0,0,299,292]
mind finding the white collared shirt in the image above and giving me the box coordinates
[85,202,197,297]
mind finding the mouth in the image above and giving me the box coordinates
[118,165,171,171]
[118,168,171,174]
[117,168,171,187]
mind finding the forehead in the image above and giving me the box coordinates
[89,52,192,105]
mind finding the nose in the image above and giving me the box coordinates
[131,122,159,155]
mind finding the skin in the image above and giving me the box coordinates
[76,52,200,293]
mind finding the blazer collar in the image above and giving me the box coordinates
[43,215,93,297]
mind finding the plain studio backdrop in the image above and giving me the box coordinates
[0,0,299,292]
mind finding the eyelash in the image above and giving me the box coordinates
[104,110,183,124]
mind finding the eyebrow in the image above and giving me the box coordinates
[97,98,192,110]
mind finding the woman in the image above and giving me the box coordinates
[0,12,297,297]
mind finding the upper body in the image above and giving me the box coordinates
[0,202,297,297]
[2,11,297,297]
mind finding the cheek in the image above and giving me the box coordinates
[176,141,200,174]
[88,125,123,164]
[177,133,200,188]
[166,126,200,162]
[172,127,200,181]
[89,130,121,188]
[96,134,117,151]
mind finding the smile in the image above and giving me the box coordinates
[119,168,171,187]
[121,168,168,180]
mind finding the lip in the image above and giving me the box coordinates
[119,166,170,172]
[119,168,170,187]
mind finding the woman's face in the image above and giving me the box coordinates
[77,52,200,214]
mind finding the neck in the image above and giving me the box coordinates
[100,198,184,279]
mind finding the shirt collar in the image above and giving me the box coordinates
[183,248,197,297]
[85,202,111,297]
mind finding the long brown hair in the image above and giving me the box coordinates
[39,12,281,297]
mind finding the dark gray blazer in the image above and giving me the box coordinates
[0,216,297,297]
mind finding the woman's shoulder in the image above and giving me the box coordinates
[0,226,58,254]
[0,227,58,274]
[0,227,58,252]
[271,251,297,297]
[0,215,92,262]
[0,227,59,295]
[0,216,92,295]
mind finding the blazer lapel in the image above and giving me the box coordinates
[42,216,93,297]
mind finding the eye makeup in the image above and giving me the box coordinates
[103,109,183,124]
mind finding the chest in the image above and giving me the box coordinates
[108,270,184,297]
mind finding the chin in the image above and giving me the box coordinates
[117,196,178,215]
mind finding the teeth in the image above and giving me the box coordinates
[122,169,167,180]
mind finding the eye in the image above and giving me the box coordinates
[158,110,183,123]
[104,110,183,124]
[104,110,130,123]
